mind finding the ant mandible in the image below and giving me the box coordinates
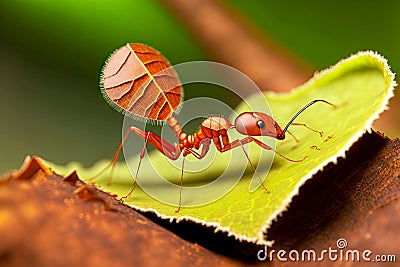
[95,43,335,213]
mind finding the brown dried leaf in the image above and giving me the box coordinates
[101,43,182,121]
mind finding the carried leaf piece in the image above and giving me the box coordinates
[101,43,183,121]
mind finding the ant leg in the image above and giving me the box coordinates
[286,130,300,143]
[175,157,185,213]
[89,126,181,185]
[250,137,307,162]
[219,136,306,162]
[117,129,182,204]
[120,132,150,202]
[184,138,212,160]
[175,140,212,212]
[218,137,269,192]
[88,126,137,185]
[198,138,212,158]
[237,142,270,193]
[290,123,324,137]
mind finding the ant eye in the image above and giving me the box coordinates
[257,120,265,129]
[274,124,277,129]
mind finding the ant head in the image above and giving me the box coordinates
[234,112,284,139]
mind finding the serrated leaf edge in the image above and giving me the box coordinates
[260,50,396,244]
[125,51,396,246]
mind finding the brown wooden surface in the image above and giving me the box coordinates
[1,131,399,266]
[0,161,238,267]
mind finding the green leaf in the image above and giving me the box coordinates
[47,51,395,245]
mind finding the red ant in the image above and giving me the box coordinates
[95,44,335,212]
[95,99,334,213]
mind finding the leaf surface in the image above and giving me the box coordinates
[48,51,395,244]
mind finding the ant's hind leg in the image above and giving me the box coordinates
[118,129,182,202]
[89,125,181,185]
[88,126,141,185]
[120,132,150,202]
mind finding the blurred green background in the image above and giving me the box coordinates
[1,0,399,174]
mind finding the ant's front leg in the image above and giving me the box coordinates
[218,136,305,162]
[217,137,269,192]
[284,123,325,147]
[249,137,307,162]
[218,137,253,153]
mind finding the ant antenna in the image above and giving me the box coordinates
[282,100,334,135]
